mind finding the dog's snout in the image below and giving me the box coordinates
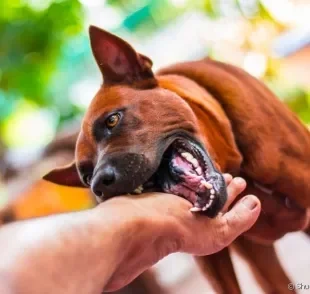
[90,153,151,199]
[91,165,116,197]
[100,165,116,186]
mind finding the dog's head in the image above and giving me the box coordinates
[44,26,227,217]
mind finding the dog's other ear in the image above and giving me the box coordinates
[43,162,85,187]
[89,25,156,85]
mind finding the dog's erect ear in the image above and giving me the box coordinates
[43,162,85,187]
[89,25,156,85]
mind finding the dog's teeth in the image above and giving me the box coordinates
[181,152,190,158]
[195,166,202,175]
[187,154,194,161]
[210,189,215,195]
[134,186,144,194]
[203,201,212,211]
[201,180,213,189]
[191,158,199,168]
[133,185,144,194]
[190,207,202,212]
[95,196,103,203]
[203,203,211,211]
[210,194,215,199]
[181,152,194,161]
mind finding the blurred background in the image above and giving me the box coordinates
[0,0,310,293]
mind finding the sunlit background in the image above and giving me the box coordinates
[0,0,310,293]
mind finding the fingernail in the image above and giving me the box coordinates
[242,196,257,210]
[234,177,245,185]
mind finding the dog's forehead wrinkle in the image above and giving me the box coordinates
[88,85,187,121]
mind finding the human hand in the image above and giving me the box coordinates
[97,175,261,291]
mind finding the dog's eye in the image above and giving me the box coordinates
[106,113,120,129]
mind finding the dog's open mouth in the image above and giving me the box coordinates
[132,138,227,218]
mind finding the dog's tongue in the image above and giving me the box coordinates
[172,155,203,189]
[167,151,215,211]
[173,155,193,172]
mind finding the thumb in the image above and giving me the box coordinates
[216,195,261,249]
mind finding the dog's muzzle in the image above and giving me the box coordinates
[90,153,152,200]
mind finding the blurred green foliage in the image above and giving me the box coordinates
[203,0,310,125]
[0,0,84,128]
[108,0,192,35]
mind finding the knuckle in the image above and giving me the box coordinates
[226,210,244,233]
[214,218,230,249]
[229,209,243,224]
[215,210,244,250]
[227,183,238,196]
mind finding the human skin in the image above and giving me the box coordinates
[0,175,260,293]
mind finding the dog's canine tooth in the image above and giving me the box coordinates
[210,189,215,195]
[210,194,215,199]
[190,207,202,212]
[201,180,213,189]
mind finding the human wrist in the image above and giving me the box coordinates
[93,196,181,263]
[87,195,187,291]
[91,199,152,259]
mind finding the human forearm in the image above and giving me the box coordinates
[0,206,139,294]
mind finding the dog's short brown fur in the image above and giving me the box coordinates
[18,26,310,292]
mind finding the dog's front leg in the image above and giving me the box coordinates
[195,247,241,294]
[233,237,295,294]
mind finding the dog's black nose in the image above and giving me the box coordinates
[100,165,115,186]
[91,165,116,197]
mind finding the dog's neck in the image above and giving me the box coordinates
[157,74,242,174]
[158,75,276,196]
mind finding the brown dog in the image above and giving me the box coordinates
[44,26,310,293]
